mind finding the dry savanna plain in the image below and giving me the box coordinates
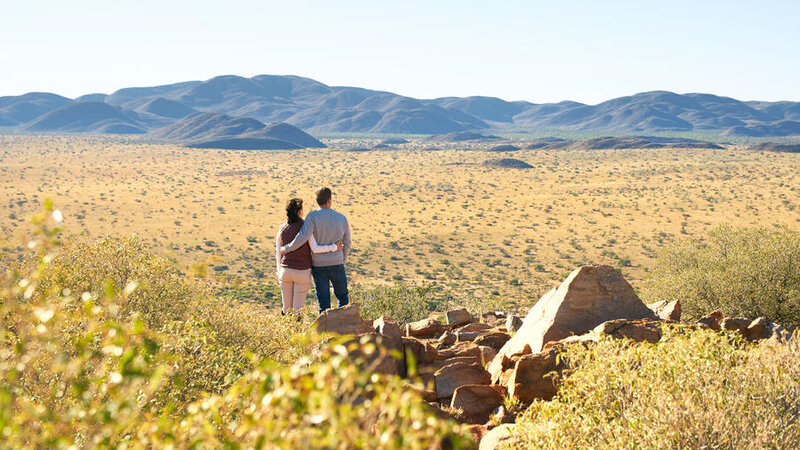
[1,135,799,312]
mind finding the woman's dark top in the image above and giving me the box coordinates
[279,220,312,270]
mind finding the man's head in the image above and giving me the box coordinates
[316,187,332,208]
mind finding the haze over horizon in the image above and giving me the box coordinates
[2,0,799,104]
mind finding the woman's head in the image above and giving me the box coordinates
[286,198,303,223]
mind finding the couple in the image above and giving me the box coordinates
[275,187,351,315]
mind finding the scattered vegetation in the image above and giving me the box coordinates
[515,327,800,448]
[0,207,468,448]
[643,225,800,327]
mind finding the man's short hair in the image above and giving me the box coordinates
[316,187,332,206]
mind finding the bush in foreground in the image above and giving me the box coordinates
[643,224,800,327]
[0,207,468,448]
[514,327,800,448]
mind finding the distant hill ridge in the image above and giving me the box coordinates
[1,74,800,136]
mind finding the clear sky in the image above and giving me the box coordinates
[2,0,798,104]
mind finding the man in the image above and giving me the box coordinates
[280,187,351,313]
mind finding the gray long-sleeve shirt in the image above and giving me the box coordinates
[281,208,351,267]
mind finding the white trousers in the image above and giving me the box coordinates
[278,267,312,313]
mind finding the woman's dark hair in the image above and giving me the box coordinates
[286,198,303,223]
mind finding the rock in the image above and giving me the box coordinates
[478,345,497,365]
[458,323,494,333]
[697,310,723,331]
[720,317,750,333]
[479,423,515,450]
[491,405,515,424]
[422,356,483,373]
[647,299,681,321]
[373,316,405,374]
[465,424,489,446]
[446,308,473,327]
[593,319,662,343]
[455,331,481,341]
[451,385,504,424]
[743,317,770,340]
[481,312,505,327]
[489,265,656,381]
[434,361,491,399]
[406,383,437,402]
[436,330,457,348]
[767,322,790,342]
[339,333,398,375]
[505,315,523,334]
[474,331,511,350]
[402,336,438,366]
[506,348,561,403]
[312,303,374,335]
[437,341,483,360]
[406,317,449,338]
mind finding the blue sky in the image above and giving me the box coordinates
[2,0,798,104]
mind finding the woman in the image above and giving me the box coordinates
[275,198,342,314]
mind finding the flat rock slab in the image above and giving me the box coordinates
[446,308,472,326]
[406,317,449,338]
[434,361,491,399]
[594,319,662,344]
[451,384,504,424]
[313,303,374,335]
[647,299,681,321]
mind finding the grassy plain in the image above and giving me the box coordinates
[1,135,799,311]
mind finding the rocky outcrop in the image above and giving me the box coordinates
[489,265,656,382]
[647,299,682,321]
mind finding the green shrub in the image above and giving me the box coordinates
[642,224,800,327]
[514,327,800,448]
[1,207,470,448]
[352,284,436,323]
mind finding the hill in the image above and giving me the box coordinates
[3,75,800,136]
[483,158,533,168]
[25,102,146,134]
[152,112,325,149]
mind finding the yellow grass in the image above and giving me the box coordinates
[2,135,799,311]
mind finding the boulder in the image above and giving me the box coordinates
[593,319,662,344]
[474,331,511,350]
[406,317,448,338]
[434,361,491,399]
[402,336,438,365]
[646,299,682,321]
[743,317,770,340]
[491,405,515,424]
[465,424,489,446]
[458,323,494,333]
[767,322,790,342]
[489,265,656,380]
[436,330,457,348]
[422,356,483,373]
[406,383,437,402]
[720,317,751,333]
[455,331,481,341]
[437,341,483,360]
[451,384,504,424]
[478,345,497,365]
[339,333,398,375]
[479,423,516,450]
[312,303,374,335]
[697,310,723,331]
[505,315,523,334]
[506,348,561,403]
[373,316,405,374]
[446,308,473,327]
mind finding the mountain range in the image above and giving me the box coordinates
[1,74,800,137]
